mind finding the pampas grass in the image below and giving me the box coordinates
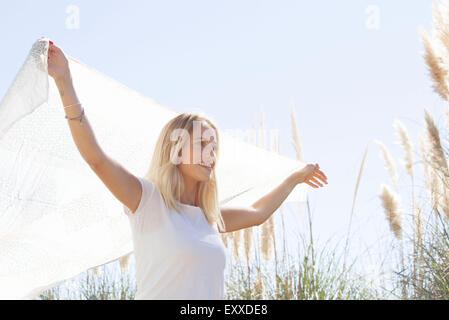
[420,0,449,101]
[221,231,231,248]
[379,184,404,240]
[374,140,400,189]
[119,253,132,274]
[424,107,449,174]
[420,28,449,100]
[432,0,449,59]
[91,266,102,277]
[233,229,242,259]
[290,99,304,162]
[394,120,415,180]
[261,216,275,261]
[243,227,253,262]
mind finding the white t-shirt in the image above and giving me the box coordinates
[123,176,227,300]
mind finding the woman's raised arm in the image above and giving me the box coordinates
[48,42,105,166]
[47,41,143,214]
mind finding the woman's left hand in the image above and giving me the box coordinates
[293,163,328,188]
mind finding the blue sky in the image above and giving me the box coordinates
[1,0,444,285]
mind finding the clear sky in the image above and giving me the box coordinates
[0,0,444,288]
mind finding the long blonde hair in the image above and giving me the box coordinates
[144,112,226,232]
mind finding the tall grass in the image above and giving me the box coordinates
[373,0,449,299]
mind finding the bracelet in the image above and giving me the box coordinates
[65,107,85,123]
[64,102,82,109]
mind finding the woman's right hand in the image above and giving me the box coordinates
[47,40,71,83]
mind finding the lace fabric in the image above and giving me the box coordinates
[0,38,306,299]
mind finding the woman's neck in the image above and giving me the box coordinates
[179,175,199,206]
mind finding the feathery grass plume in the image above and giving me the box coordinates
[437,173,449,219]
[419,133,434,192]
[424,107,449,217]
[232,229,242,260]
[374,139,399,189]
[253,268,265,298]
[424,107,449,175]
[379,184,404,240]
[414,196,424,250]
[419,27,449,101]
[119,253,132,274]
[221,232,231,248]
[394,120,414,179]
[261,217,274,261]
[423,154,444,215]
[243,227,253,263]
[290,99,304,162]
[91,265,102,277]
[432,0,449,58]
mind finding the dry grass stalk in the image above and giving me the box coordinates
[91,266,102,277]
[424,108,449,175]
[413,195,424,287]
[243,227,253,262]
[119,253,132,274]
[394,120,414,179]
[421,110,449,218]
[232,229,242,259]
[379,184,404,240]
[419,133,434,192]
[432,0,449,57]
[254,268,265,297]
[221,232,231,248]
[427,164,444,215]
[374,139,399,189]
[420,27,449,100]
[436,171,449,219]
[290,100,304,162]
[261,216,275,261]
[414,196,424,250]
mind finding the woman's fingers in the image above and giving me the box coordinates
[314,171,328,184]
[302,163,328,188]
[319,171,327,180]
[312,164,327,182]
[305,180,319,188]
[309,176,323,187]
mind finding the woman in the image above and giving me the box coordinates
[47,41,328,299]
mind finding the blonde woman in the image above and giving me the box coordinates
[47,41,328,300]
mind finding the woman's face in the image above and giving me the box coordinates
[177,122,218,183]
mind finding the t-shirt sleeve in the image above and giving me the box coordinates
[123,176,156,217]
